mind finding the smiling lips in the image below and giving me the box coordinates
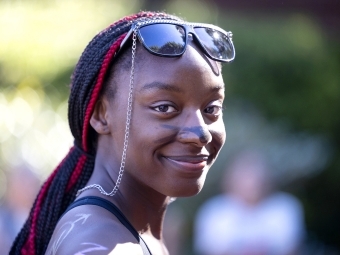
[164,155,209,171]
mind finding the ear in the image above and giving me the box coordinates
[90,98,110,135]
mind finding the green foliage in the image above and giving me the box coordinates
[220,12,340,251]
[224,14,340,136]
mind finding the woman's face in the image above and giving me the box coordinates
[98,40,226,198]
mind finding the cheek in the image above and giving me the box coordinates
[105,99,132,154]
[129,122,174,152]
[210,120,226,151]
[123,126,164,183]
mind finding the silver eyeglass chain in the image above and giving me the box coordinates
[76,30,138,197]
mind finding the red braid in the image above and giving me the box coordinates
[81,33,127,152]
[66,154,87,192]
[104,11,158,31]
[21,147,75,254]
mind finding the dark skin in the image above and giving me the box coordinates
[45,39,226,255]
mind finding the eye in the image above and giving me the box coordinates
[153,104,177,113]
[204,105,223,116]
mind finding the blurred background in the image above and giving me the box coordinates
[0,0,339,254]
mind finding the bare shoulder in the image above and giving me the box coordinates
[45,204,143,255]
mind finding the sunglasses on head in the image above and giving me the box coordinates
[119,19,235,63]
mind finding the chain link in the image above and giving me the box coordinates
[76,30,138,197]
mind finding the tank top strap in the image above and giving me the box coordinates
[63,196,152,255]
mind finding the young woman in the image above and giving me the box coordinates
[10,11,235,255]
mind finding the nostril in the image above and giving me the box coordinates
[199,133,210,144]
[199,127,212,144]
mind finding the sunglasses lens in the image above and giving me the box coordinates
[139,24,186,55]
[194,27,234,61]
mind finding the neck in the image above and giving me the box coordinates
[115,171,170,239]
[79,153,170,240]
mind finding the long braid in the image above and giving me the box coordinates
[10,11,181,255]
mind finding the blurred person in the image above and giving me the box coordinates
[10,11,235,255]
[0,167,39,254]
[194,150,305,255]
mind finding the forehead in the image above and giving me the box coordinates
[107,39,224,99]
[135,41,223,88]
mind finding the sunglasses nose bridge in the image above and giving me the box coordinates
[186,29,212,58]
[184,25,201,45]
[185,25,196,38]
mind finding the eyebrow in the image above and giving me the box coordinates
[140,82,183,93]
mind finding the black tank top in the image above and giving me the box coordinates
[63,196,152,255]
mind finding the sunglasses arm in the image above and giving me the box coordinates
[116,27,137,56]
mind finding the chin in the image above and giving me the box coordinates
[166,178,206,198]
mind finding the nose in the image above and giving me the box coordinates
[177,110,212,146]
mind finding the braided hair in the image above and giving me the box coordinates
[10,11,181,255]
